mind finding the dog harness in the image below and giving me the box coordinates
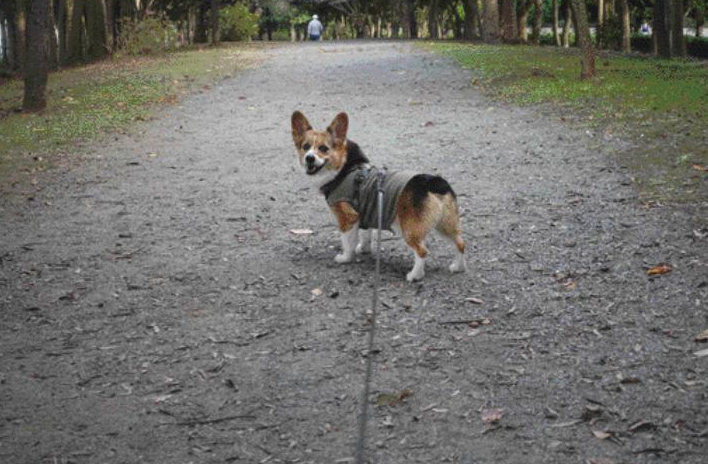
[323,166,416,231]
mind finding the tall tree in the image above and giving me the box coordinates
[85,0,107,60]
[620,0,630,52]
[23,0,50,111]
[569,0,595,78]
[482,0,500,43]
[500,0,518,41]
[13,0,27,73]
[653,0,671,57]
[517,0,532,42]
[552,0,561,45]
[670,0,686,56]
[405,0,417,38]
[211,0,219,44]
[462,0,481,39]
[428,0,439,38]
[531,0,543,45]
[562,0,572,47]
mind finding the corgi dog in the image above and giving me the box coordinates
[290,111,467,281]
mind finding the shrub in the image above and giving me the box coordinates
[219,3,259,41]
[630,35,653,53]
[597,15,623,50]
[687,36,708,59]
[117,16,180,55]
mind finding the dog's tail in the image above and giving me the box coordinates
[407,174,456,207]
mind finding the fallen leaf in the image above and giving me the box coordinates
[694,348,708,358]
[629,420,655,432]
[586,459,615,464]
[376,388,413,407]
[481,408,502,425]
[148,152,159,158]
[311,288,322,296]
[289,229,314,235]
[465,297,484,304]
[550,420,582,428]
[646,264,672,276]
[593,430,612,440]
[563,279,577,289]
[694,329,708,343]
[692,164,708,172]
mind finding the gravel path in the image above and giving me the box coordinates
[1,41,707,464]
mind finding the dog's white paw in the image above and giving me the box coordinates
[335,253,353,264]
[449,257,467,273]
[406,269,425,282]
[355,243,371,255]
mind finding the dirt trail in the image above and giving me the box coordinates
[1,41,707,464]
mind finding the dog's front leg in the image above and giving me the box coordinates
[355,229,372,254]
[331,201,359,264]
[335,224,359,263]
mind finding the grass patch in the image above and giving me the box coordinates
[0,43,263,190]
[424,42,708,202]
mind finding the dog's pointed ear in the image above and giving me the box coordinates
[327,112,348,144]
[291,111,312,147]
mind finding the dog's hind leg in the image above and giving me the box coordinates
[404,239,428,282]
[396,192,434,282]
[436,194,467,274]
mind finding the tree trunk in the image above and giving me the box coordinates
[14,0,27,74]
[5,8,18,71]
[518,0,531,43]
[0,10,8,69]
[654,0,671,57]
[23,0,50,111]
[48,0,58,69]
[562,0,572,47]
[210,0,219,44]
[500,0,517,41]
[482,0,500,43]
[531,0,543,45]
[194,2,209,43]
[84,0,107,60]
[462,0,476,39]
[405,0,417,38]
[598,0,604,26]
[670,0,686,57]
[67,0,85,63]
[569,0,595,79]
[696,7,705,37]
[56,0,68,64]
[620,0,630,52]
[428,0,438,38]
[552,0,560,45]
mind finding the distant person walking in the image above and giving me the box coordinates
[308,15,324,41]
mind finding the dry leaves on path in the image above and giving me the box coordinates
[481,408,502,426]
[646,264,672,276]
[376,388,413,407]
[694,329,708,343]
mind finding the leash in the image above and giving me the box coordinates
[354,168,385,464]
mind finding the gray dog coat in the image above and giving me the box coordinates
[324,166,416,231]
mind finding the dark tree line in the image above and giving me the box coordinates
[4,1,705,111]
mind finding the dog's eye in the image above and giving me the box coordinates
[318,145,329,152]
[303,143,311,150]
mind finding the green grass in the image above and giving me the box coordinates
[424,42,708,202]
[0,43,262,189]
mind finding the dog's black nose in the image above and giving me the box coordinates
[305,154,315,164]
